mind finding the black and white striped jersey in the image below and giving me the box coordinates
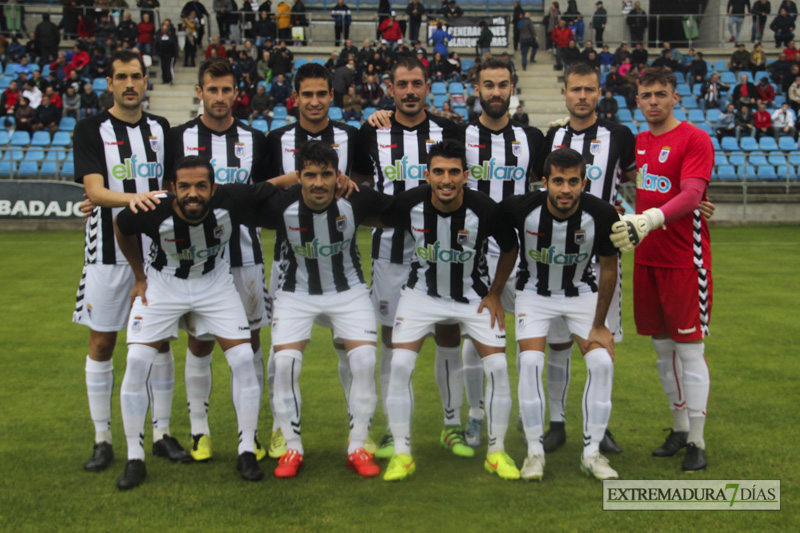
[257,185,395,295]
[74,110,169,265]
[166,117,269,268]
[381,186,516,304]
[461,119,546,255]
[353,113,459,264]
[115,183,278,279]
[501,191,618,297]
[545,119,636,204]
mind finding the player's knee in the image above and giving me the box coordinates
[348,345,376,380]
[549,341,573,352]
[89,331,117,360]
[188,336,214,357]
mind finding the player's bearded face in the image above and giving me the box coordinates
[198,74,236,120]
[391,67,429,117]
[564,74,600,120]
[544,167,586,217]
[300,162,337,210]
[173,169,215,221]
[477,68,513,120]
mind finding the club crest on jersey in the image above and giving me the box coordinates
[517,314,526,327]
[457,230,469,245]
[590,140,601,155]
[336,215,347,232]
[87,304,93,318]
[394,317,404,329]
[149,136,160,152]
[425,139,436,153]
[214,225,225,239]
[331,143,340,156]
[574,230,586,245]
[132,316,143,333]
[659,147,671,163]
[512,141,521,157]
[379,300,389,317]
[235,142,246,158]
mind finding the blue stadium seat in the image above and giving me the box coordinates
[739,72,754,83]
[346,120,361,128]
[61,161,75,178]
[294,58,309,68]
[788,153,800,166]
[40,161,59,177]
[270,119,287,129]
[0,131,8,146]
[756,165,776,179]
[448,82,465,95]
[460,59,475,75]
[713,60,727,72]
[0,160,12,175]
[431,82,447,95]
[714,164,737,180]
[728,153,746,166]
[720,72,737,84]
[721,137,739,151]
[328,107,343,120]
[714,154,729,166]
[613,95,626,108]
[45,149,68,162]
[674,72,686,84]
[363,107,376,120]
[51,132,71,147]
[674,109,687,121]
[633,109,646,122]
[621,122,638,135]
[4,63,19,75]
[10,131,31,146]
[776,165,796,179]
[31,131,51,147]
[676,83,691,96]
[697,122,714,136]
[617,109,632,122]
[251,119,268,133]
[0,78,9,92]
[774,95,786,107]
[749,154,768,166]
[768,153,787,166]
[67,151,74,161]
[692,84,704,96]
[59,117,77,132]
[17,161,39,178]
[740,137,759,151]
[738,165,756,179]
[41,65,51,77]
[455,106,468,120]
[24,148,45,162]
[706,108,721,123]
[688,109,705,122]
[778,136,797,150]
[759,137,779,151]
[433,94,447,108]
[272,106,288,119]
[311,58,325,66]
[755,71,771,83]
[92,77,107,95]
[682,96,698,109]
[711,137,721,151]
[638,122,649,133]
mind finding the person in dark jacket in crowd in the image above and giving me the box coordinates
[156,20,179,84]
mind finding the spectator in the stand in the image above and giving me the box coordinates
[733,73,758,109]
[415,48,429,69]
[630,42,647,69]
[137,12,156,56]
[406,0,426,44]
[325,51,339,71]
[626,1,647,45]
[591,1,607,47]
[769,51,793,87]
[598,89,619,122]
[618,56,632,76]
[117,12,138,47]
[250,84,270,120]
[65,70,83,95]
[756,76,776,107]
[788,75,800,112]
[214,0,233,41]
[360,73,383,106]
[80,82,99,119]
[291,0,308,46]
[227,0,242,43]
[652,49,681,72]
[772,100,797,138]
[477,21,494,58]
[182,10,199,67]
[23,32,40,65]
[342,84,363,121]
[35,14,61,65]
[563,0,580,24]
[257,50,273,82]
[754,101,773,139]
[332,59,355,108]
[729,42,751,72]
[2,81,20,116]
[752,0,771,43]
[545,2,561,51]
[512,104,529,125]
[444,0,463,18]
[268,41,293,77]
[95,14,116,46]
[14,96,34,132]
[715,103,737,140]
[45,85,62,110]
[15,56,36,77]
[563,40,582,69]
[570,15,585,46]
[598,43,613,73]
[32,95,60,134]
[181,2,210,45]
[331,0,351,47]
[231,87,251,119]
[518,11,538,71]
[735,104,755,137]
[98,85,114,111]
[688,51,708,88]
[429,22,453,58]
[605,63,631,105]
[78,11,96,40]
[22,80,42,109]
[255,10,274,48]
[430,99,461,122]
[205,36,226,59]
[71,43,91,77]
[552,18,574,71]
[380,11,403,47]
[29,71,47,93]
[60,1,81,40]
[89,48,110,79]
[411,40,427,60]
[140,0,161,23]
[613,42,630,66]
[156,20,179,85]
[785,39,799,61]
[699,72,730,111]
[340,39,359,64]
[750,42,766,74]
[771,7,796,48]
[235,50,256,82]
[393,41,413,62]
[269,72,290,107]
[62,86,81,118]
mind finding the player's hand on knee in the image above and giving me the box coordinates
[335,170,359,199]
[478,294,505,331]
[367,109,393,129]
[699,199,716,219]
[129,190,167,213]
[80,194,97,218]
[610,208,665,254]
[587,325,614,360]
[131,279,148,307]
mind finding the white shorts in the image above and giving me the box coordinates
[269,260,333,330]
[127,266,251,344]
[546,259,623,343]
[487,253,517,315]
[72,263,134,332]
[370,260,410,327]
[392,288,507,348]
[271,287,378,346]
[516,291,598,342]
[231,264,270,330]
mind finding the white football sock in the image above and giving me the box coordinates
[435,344,464,426]
[267,346,278,432]
[462,338,485,420]
[347,345,378,454]
[225,343,260,455]
[185,347,212,437]
[653,338,689,432]
[121,344,157,461]
[149,347,174,442]
[676,342,709,449]
[254,346,265,401]
[273,349,304,455]
[547,345,572,423]
[386,348,417,456]
[378,336,393,417]
[85,356,113,444]
[518,350,546,456]
[335,345,352,404]
[482,353,512,455]
[582,348,614,459]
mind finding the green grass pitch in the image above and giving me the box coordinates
[0,226,798,531]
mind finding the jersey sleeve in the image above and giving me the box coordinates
[618,126,637,172]
[379,188,413,230]
[527,126,546,181]
[352,124,377,177]
[222,182,281,227]
[163,126,182,182]
[115,200,168,238]
[487,199,517,253]
[681,129,714,183]
[250,133,270,183]
[263,128,285,179]
[73,119,105,184]
[349,186,396,223]
[590,199,619,258]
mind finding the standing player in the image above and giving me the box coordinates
[72,50,190,472]
[540,61,634,455]
[459,56,546,447]
[264,62,360,460]
[263,141,394,478]
[113,157,276,489]
[611,67,713,472]
[380,140,520,481]
[502,148,620,481]
[165,58,269,464]
[353,57,469,460]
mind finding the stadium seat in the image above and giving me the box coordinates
[92,77,107,95]
[749,154,768,166]
[67,151,74,162]
[460,59,474,75]
[711,137,721,151]
[714,164,737,180]
[617,109,632,122]
[311,58,325,66]
[0,160,13,175]
[621,122,638,135]
[774,95,786,107]
[692,84,703,96]
[51,132,71,147]
[45,149,68,162]
[346,120,361,128]
[756,165,776,179]
[363,107,376,120]
[0,131,8,146]
[788,154,800,166]
[31,131,51,147]
[61,161,75,178]
[431,82,447,95]
[433,94,447,108]
[767,153,786,166]
[720,72,737,85]
[328,107,343,120]
[673,109,686,121]
[682,97,699,109]
[737,165,756,179]
[740,137,759,151]
[448,82,465,95]
[41,65,51,77]
[270,119,287,129]
[776,165,796,179]
[40,161,59,177]
[739,72,754,83]
[4,63,19,75]
[714,154,729,166]
[633,109,646,122]
[10,131,31,146]
[613,95,626,108]
[713,60,727,72]
[272,106,288,119]
[24,148,45,162]
[0,79,9,92]
[778,137,797,150]
[721,137,739,151]
[674,72,686,84]
[728,153,746,166]
[676,83,690,96]
[755,71,771,83]
[688,109,705,123]
[759,137,779,151]
[251,119,268,133]
[294,58,309,68]
[697,122,714,136]
[17,161,39,178]
[706,109,721,123]
[59,117,77,132]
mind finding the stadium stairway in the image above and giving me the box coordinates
[146,64,200,127]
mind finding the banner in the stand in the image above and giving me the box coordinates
[427,16,510,49]
[0,180,85,219]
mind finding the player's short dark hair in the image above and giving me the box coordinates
[294,62,333,92]
[564,61,601,88]
[474,56,516,86]
[296,140,339,173]
[427,139,467,171]
[197,58,235,87]
[638,67,677,91]
[542,148,586,180]
[173,156,215,185]
[108,50,146,78]
[390,57,428,83]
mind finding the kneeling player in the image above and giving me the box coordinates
[113,157,277,489]
[380,140,520,482]
[501,148,620,481]
[263,142,394,478]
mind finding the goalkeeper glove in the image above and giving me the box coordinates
[610,208,665,253]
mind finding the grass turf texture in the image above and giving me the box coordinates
[0,226,797,531]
